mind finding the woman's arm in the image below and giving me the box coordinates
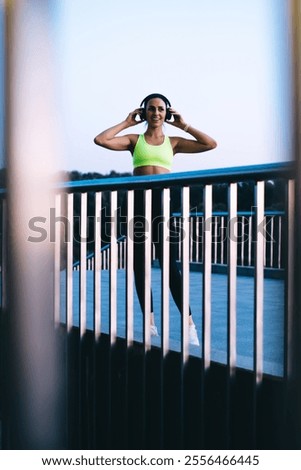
[94,108,142,151]
[168,108,217,154]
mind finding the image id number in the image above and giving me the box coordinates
[184,455,260,466]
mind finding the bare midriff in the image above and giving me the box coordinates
[133,165,170,176]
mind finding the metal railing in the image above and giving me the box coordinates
[76,210,285,272]
[50,162,297,449]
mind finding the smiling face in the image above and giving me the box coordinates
[145,97,167,127]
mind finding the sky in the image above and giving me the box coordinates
[1,0,293,175]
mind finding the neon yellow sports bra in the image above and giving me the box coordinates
[132,134,173,170]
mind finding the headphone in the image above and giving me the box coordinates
[139,93,172,121]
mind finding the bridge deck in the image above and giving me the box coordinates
[61,268,284,377]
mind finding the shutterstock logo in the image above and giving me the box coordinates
[27,206,275,244]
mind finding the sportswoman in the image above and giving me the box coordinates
[94,93,217,345]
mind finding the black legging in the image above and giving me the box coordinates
[132,189,192,316]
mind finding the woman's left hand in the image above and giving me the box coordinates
[166,108,187,130]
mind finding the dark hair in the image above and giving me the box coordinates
[140,93,172,121]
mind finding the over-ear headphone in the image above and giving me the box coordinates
[140,93,172,121]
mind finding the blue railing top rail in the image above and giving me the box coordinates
[173,210,285,217]
[58,161,294,193]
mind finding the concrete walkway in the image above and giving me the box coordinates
[60,268,285,377]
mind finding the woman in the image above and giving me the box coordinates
[94,93,217,345]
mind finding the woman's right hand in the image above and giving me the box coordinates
[125,108,143,126]
[94,109,143,149]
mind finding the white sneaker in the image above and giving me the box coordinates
[189,324,200,346]
[150,325,159,337]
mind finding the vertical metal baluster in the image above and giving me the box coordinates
[278,216,282,269]
[124,238,127,269]
[190,216,193,262]
[263,217,266,268]
[142,188,152,448]
[196,216,200,263]
[120,240,123,269]
[217,215,220,265]
[126,190,134,347]
[253,180,265,446]
[203,185,212,370]
[125,190,134,448]
[143,189,152,351]
[66,193,74,333]
[270,217,274,268]
[284,180,295,381]
[161,188,170,448]
[110,191,118,345]
[241,216,244,266]
[123,239,125,269]
[201,215,205,264]
[201,185,212,448]
[94,192,102,340]
[254,182,265,371]
[108,191,118,447]
[180,186,190,449]
[178,216,182,262]
[216,216,219,264]
[161,188,170,357]
[214,216,218,264]
[227,183,237,374]
[79,193,87,446]
[221,216,224,265]
[119,241,122,270]
[92,191,101,448]
[80,193,87,338]
[181,186,190,363]
[248,216,252,266]
[226,183,237,448]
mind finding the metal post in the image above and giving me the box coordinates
[4,0,64,449]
